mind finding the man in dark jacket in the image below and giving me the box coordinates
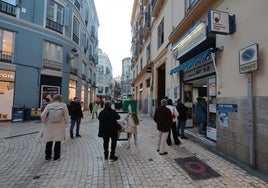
[154,99,172,155]
[69,97,83,138]
[176,99,188,139]
[98,101,120,161]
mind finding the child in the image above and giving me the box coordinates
[124,112,139,148]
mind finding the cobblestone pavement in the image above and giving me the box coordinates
[0,112,267,188]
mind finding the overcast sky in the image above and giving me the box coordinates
[94,0,133,77]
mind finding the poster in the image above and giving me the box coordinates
[41,85,60,109]
[218,111,228,127]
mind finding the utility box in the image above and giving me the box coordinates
[12,106,25,122]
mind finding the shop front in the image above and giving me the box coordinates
[0,69,15,121]
[170,20,217,141]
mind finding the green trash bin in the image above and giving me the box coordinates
[122,100,137,113]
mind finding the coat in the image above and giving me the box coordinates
[194,101,207,123]
[98,107,120,138]
[176,103,188,120]
[69,101,83,120]
[39,101,69,142]
[153,105,172,132]
[124,113,138,134]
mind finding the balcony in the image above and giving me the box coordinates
[82,74,86,80]
[0,1,16,17]
[0,50,13,63]
[43,58,61,71]
[143,10,151,40]
[73,33,79,44]
[46,19,63,34]
[70,66,78,75]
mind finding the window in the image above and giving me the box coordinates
[98,86,103,93]
[43,41,62,71]
[186,0,198,13]
[140,57,143,72]
[73,16,80,44]
[82,62,86,74]
[0,29,14,63]
[46,0,64,33]
[106,67,110,74]
[157,18,164,48]
[47,0,63,24]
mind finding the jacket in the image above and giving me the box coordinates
[153,105,172,132]
[40,101,69,142]
[69,101,83,120]
[166,105,179,122]
[194,101,207,122]
[176,104,188,120]
[98,107,120,138]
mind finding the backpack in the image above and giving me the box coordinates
[47,106,64,123]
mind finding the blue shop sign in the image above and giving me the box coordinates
[216,104,238,112]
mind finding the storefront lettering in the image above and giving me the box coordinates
[0,71,15,81]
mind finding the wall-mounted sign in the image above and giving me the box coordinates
[172,21,207,59]
[216,104,238,112]
[239,43,258,74]
[208,9,230,34]
[0,70,15,82]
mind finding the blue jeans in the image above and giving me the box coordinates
[198,121,206,134]
[178,120,186,136]
[70,118,81,137]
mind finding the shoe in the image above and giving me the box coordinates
[175,142,181,145]
[159,152,168,155]
[157,149,159,152]
[76,134,82,137]
[70,136,74,139]
[45,157,51,161]
[181,136,188,139]
[109,156,118,161]
[177,133,181,136]
[54,156,63,161]
[197,133,202,137]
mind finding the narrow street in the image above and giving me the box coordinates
[0,112,267,188]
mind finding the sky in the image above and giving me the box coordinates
[94,0,134,77]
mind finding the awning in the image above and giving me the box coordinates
[169,49,211,75]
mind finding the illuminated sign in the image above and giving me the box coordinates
[0,70,15,82]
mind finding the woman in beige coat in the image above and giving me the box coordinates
[40,94,69,161]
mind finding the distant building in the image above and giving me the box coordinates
[96,49,113,101]
[121,57,133,99]
[0,0,99,121]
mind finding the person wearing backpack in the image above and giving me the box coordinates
[40,94,69,161]
[69,97,83,138]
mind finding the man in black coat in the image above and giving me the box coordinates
[98,101,120,161]
[69,97,83,138]
[154,99,172,155]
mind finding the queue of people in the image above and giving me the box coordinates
[38,94,207,162]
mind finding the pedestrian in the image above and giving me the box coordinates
[176,99,188,139]
[166,99,181,145]
[123,112,139,148]
[39,94,69,161]
[92,102,99,119]
[194,96,207,136]
[69,97,83,138]
[89,102,93,114]
[153,99,172,155]
[98,101,121,161]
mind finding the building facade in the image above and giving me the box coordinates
[121,57,133,100]
[0,0,99,120]
[131,0,268,174]
[96,49,113,102]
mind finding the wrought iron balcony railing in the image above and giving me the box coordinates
[0,50,13,63]
[46,18,63,34]
[0,1,16,17]
[43,58,61,71]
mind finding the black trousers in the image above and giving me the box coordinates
[45,141,61,160]
[103,136,117,158]
[167,122,180,145]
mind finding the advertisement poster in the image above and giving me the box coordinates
[41,85,60,109]
[218,111,228,127]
